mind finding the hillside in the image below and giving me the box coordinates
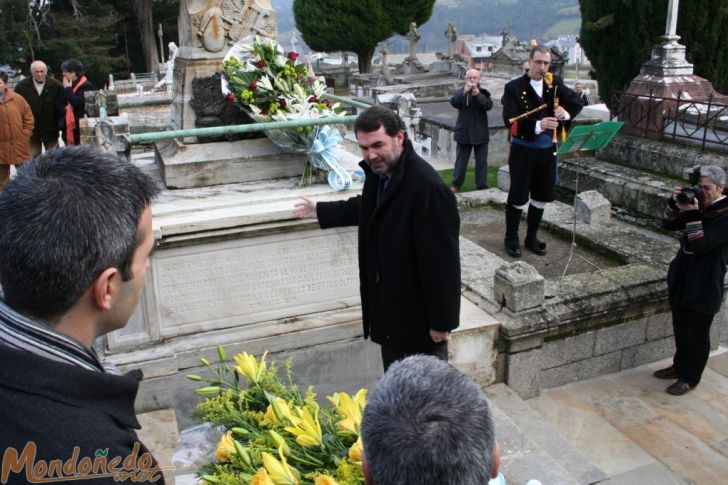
[272,0,581,53]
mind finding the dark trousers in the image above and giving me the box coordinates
[506,142,556,206]
[671,306,714,386]
[453,142,488,189]
[380,342,448,372]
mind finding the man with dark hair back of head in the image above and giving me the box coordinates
[361,355,500,484]
[0,145,165,483]
[294,105,461,371]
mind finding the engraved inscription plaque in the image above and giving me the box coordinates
[151,228,359,336]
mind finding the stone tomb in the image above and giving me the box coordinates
[103,170,499,425]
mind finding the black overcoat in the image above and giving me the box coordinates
[0,344,165,484]
[663,195,728,315]
[316,140,461,352]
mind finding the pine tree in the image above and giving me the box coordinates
[293,0,435,73]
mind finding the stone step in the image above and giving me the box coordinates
[528,352,728,484]
[600,133,727,181]
[484,383,607,485]
[557,155,674,220]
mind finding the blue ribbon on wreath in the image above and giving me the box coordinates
[309,126,365,191]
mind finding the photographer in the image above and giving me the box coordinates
[657,165,728,395]
[449,69,493,192]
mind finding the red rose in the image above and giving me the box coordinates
[261,106,269,115]
[308,95,317,103]
[322,98,331,107]
[256,59,266,68]
[225,92,235,103]
[249,80,258,90]
[278,98,287,109]
[288,52,299,61]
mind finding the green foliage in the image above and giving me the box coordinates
[40,6,128,86]
[293,0,435,73]
[0,0,41,70]
[0,0,179,85]
[579,0,728,107]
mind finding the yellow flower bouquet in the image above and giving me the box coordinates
[188,346,367,484]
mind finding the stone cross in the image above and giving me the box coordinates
[157,23,165,63]
[406,22,421,61]
[290,31,299,54]
[665,0,679,40]
[445,22,458,58]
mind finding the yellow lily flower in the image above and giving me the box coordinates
[264,397,294,424]
[327,389,367,433]
[262,447,300,484]
[314,475,339,485]
[214,431,236,462]
[251,468,275,485]
[284,405,323,448]
[234,351,268,384]
[348,436,363,462]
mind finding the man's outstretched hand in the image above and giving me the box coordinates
[293,196,317,219]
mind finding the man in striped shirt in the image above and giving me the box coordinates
[0,146,164,483]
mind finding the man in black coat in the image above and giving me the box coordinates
[294,106,461,371]
[14,60,62,156]
[0,146,164,483]
[449,69,493,192]
[656,165,728,395]
[502,45,582,258]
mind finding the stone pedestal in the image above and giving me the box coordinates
[155,137,307,189]
[494,262,544,312]
[620,37,718,139]
[171,54,225,136]
[576,190,611,225]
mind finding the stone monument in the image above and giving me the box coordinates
[173,0,278,132]
[401,21,425,74]
[620,0,720,138]
[446,22,458,59]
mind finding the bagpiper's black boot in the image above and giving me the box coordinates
[525,205,547,256]
[504,205,522,258]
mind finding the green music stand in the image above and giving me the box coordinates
[557,121,624,155]
[554,120,624,276]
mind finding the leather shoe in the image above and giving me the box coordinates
[505,239,521,258]
[524,238,547,256]
[653,366,679,380]
[666,379,694,396]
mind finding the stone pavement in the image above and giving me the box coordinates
[489,346,728,484]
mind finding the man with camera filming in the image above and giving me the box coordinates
[449,69,493,192]
[657,165,728,395]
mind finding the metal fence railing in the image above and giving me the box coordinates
[611,90,728,152]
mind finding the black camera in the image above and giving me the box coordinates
[676,167,704,205]
[676,186,702,204]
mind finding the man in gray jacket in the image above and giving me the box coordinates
[449,69,493,192]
